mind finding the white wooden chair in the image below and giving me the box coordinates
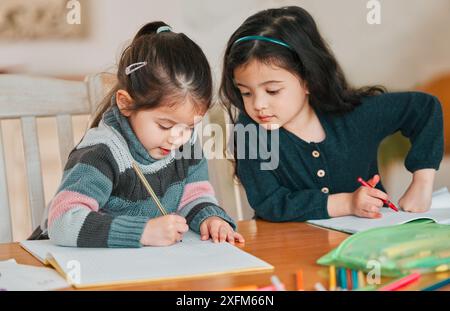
[0,73,115,243]
[222,109,254,221]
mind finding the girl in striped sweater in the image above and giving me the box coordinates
[45,21,244,248]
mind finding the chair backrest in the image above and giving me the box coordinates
[221,109,254,221]
[0,73,115,242]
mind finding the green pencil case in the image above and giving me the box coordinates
[317,221,450,277]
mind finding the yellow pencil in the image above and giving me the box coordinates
[329,265,336,291]
[358,270,365,288]
[132,161,167,216]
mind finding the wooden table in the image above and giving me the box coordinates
[0,220,449,291]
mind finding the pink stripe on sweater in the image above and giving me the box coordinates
[178,181,216,210]
[48,191,99,227]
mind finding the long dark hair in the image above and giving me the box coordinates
[91,21,212,128]
[220,6,385,123]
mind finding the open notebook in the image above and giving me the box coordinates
[20,231,273,289]
[0,259,69,291]
[308,187,450,234]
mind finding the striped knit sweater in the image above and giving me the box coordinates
[47,104,236,248]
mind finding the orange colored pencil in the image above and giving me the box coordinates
[296,270,304,291]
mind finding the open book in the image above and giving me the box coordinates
[308,187,450,234]
[0,259,69,291]
[20,231,273,289]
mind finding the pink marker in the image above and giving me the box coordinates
[378,272,421,291]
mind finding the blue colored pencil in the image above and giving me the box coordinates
[340,268,347,289]
[352,270,359,290]
[421,277,450,291]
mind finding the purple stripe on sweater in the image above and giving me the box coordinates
[178,181,216,211]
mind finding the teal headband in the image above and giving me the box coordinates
[233,35,292,50]
[157,26,172,33]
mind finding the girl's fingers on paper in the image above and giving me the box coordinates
[219,226,228,242]
[208,223,219,243]
[211,230,219,243]
[210,221,222,243]
[199,223,210,240]
[226,231,235,245]
[234,232,245,243]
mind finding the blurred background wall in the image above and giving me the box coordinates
[1,0,449,241]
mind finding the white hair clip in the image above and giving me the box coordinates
[125,61,147,75]
[157,26,172,33]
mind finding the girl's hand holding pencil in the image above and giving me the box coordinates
[140,215,189,246]
[132,161,188,246]
[328,174,391,219]
[350,174,390,218]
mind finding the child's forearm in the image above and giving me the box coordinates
[327,193,352,217]
[408,168,435,201]
[412,168,436,185]
[398,168,436,212]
